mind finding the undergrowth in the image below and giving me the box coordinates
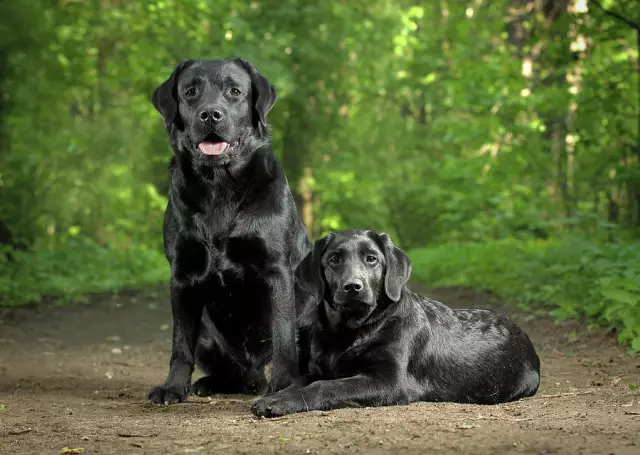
[3,234,639,354]
[408,237,640,353]
[0,238,168,307]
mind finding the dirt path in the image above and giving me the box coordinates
[1,285,639,455]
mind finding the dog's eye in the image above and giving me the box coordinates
[328,256,340,266]
[365,255,377,264]
[185,87,196,97]
[230,87,242,96]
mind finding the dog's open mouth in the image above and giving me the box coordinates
[198,141,231,156]
[197,138,241,156]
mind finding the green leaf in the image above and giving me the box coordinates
[600,288,639,306]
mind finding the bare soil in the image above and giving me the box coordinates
[1,285,639,455]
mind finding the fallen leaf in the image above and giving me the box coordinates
[60,448,85,454]
[457,423,477,429]
[117,432,159,438]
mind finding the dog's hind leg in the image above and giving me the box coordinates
[192,343,248,396]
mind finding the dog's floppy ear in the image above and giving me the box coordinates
[296,234,332,302]
[234,58,277,134]
[152,59,195,129]
[375,233,412,302]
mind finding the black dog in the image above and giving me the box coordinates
[148,58,311,405]
[252,230,540,417]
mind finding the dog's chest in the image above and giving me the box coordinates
[192,209,234,240]
[310,337,358,379]
[173,218,271,288]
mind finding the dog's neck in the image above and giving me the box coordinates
[313,297,395,355]
[169,140,275,229]
[319,296,390,333]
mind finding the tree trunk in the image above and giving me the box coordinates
[282,93,310,213]
[607,190,619,242]
[635,28,640,225]
[533,1,572,219]
[506,0,573,221]
[300,167,314,237]
[588,0,640,225]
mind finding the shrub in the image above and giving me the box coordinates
[409,237,640,353]
[0,238,168,306]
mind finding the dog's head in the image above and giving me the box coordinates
[152,58,276,168]
[297,230,412,327]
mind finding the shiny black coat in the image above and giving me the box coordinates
[252,230,540,417]
[147,58,311,405]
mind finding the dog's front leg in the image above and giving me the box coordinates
[148,283,204,404]
[252,374,405,417]
[266,265,299,392]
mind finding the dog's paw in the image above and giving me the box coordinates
[250,393,305,418]
[191,376,218,397]
[147,384,190,405]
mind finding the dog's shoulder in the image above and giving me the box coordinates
[402,289,454,324]
[453,307,511,327]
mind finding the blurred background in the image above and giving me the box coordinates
[0,1,639,350]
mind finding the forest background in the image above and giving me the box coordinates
[1,0,639,352]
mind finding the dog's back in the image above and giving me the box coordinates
[409,293,540,404]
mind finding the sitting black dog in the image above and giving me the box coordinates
[147,58,311,405]
[252,229,540,417]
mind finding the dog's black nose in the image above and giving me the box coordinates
[343,279,364,293]
[199,109,224,123]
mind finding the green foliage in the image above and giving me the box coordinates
[0,0,639,332]
[0,239,168,307]
[409,237,640,353]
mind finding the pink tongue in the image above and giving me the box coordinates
[198,141,229,156]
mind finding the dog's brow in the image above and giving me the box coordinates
[180,76,202,88]
[325,246,346,258]
[355,238,379,253]
[223,75,247,87]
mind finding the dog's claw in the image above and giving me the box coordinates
[148,384,190,405]
[191,376,219,397]
[251,392,301,418]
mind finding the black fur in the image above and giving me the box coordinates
[252,229,540,417]
[147,58,311,405]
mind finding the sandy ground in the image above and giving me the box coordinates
[0,285,639,455]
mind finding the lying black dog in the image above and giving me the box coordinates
[252,230,540,417]
[148,58,311,405]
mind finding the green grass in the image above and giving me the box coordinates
[0,238,168,307]
[408,236,640,353]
